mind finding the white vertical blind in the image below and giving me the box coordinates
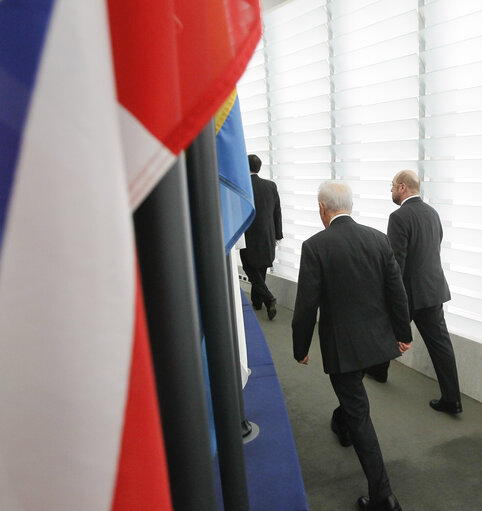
[330,0,420,233]
[420,0,482,342]
[237,40,270,166]
[237,0,482,342]
[263,0,330,281]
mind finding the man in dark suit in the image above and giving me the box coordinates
[292,181,412,511]
[240,154,283,320]
[367,170,462,414]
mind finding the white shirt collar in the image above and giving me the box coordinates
[329,213,350,225]
[401,194,420,206]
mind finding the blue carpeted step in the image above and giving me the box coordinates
[241,291,309,511]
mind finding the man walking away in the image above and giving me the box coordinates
[367,170,462,415]
[240,154,283,320]
[293,181,412,510]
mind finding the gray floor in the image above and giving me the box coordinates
[249,298,482,511]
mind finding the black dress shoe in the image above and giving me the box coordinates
[365,369,388,383]
[429,398,462,414]
[357,494,402,510]
[330,414,352,447]
[266,298,277,320]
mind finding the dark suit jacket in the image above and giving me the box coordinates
[387,196,450,311]
[292,216,412,374]
[240,174,282,268]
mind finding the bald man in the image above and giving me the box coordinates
[367,170,462,414]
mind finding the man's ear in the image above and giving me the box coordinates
[318,202,326,218]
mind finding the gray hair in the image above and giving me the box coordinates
[318,181,353,213]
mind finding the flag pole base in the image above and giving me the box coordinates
[241,420,259,444]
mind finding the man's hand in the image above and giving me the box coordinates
[398,342,411,353]
[297,355,309,365]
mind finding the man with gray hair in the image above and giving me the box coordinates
[292,181,412,511]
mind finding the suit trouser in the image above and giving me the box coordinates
[330,371,392,503]
[242,264,274,307]
[368,305,461,403]
[413,304,461,403]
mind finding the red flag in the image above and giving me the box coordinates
[108,0,262,209]
[106,1,262,507]
[111,269,173,511]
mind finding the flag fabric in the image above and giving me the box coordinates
[0,0,261,508]
[215,90,254,388]
[0,2,172,510]
[0,0,55,255]
[111,269,173,510]
[215,90,255,253]
[108,0,262,210]
[228,250,250,388]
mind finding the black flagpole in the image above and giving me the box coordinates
[133,156,218,511]
[186,120,250,511]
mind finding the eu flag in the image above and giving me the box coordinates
[215,90,255,253]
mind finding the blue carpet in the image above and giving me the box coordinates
[242,291,309,511]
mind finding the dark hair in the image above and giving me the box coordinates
[248,154,262,173]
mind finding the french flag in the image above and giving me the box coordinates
[0,1,173,510]
[0,0,260,509]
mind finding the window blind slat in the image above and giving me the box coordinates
[333,160,417,178]
[422,36,482,71]
[423,62,482,93]
[273,162,332,178]
[422,10,482,48]
[442,247,482,272]
[271,112,331,133]
[440,226,482,251]
[334,119,419,143]
[269,78,330,105]
[270,96,331,119]
[421,87,482,115]
[437,203,482,225]
[330,0,417,37]
[277,177,329,194]
[335,140,419,160]
[332,9,418,53]
[332,32,418,72]
[266,0,326,31]
[422,135,482,158]
[445,269,482,294]
[422,111,482,137]
[334,54,419,91]
[333,98,419,125]
[265,26,329,57]
[424,160,482,179]
[421,0,481,25]
[272,130,331,148]
[273,146,332,163]
[333,76,419,109]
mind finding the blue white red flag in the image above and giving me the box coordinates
[0,0,261,509]
[0,2,172,510]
